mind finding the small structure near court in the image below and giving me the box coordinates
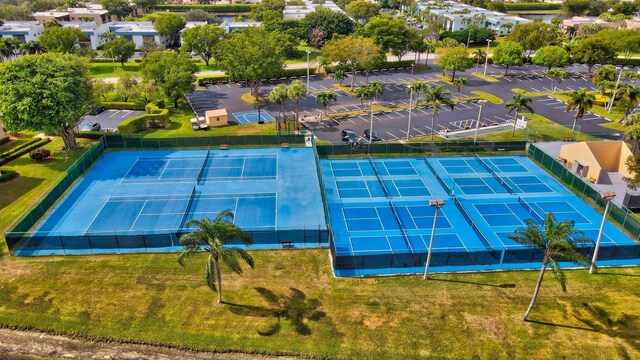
[558,140,633,184]
[205,109,228,127]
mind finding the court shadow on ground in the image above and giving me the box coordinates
[0,175,44,213]
[227,287,329,336]
[428,277,516,288]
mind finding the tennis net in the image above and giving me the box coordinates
[369,156,390,198]
[197,147,211,184]
[424,158,452,195]
[389,200,413,254]
[475,155,514,194]
[453,197,493,249]
[518,197,545,224]
[177,186,197,234]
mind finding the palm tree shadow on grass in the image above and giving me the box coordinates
[227,287,328,336]
[428,278,516,288]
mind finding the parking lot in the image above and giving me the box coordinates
[80,109,145,131]
[186,63,637,143]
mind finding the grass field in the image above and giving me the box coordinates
[0,135,639,359]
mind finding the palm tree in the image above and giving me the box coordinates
[592,65,616,96]
[19,40,45,55]
[422,84,455,140]
[472,49,486,73]
[621,85,640,121]
[367,81,384,102]
[355,86,371,108]
[452,77,468,98]
[178,212,254,305]
[505,93,534,137]
[546,69,568,93]
[334,69,346,86]
[406,82,427,139]
[424,42,436,66]
[269,84,289,122]
[317,56,330,75]
[508,213,592,321]
[315,90,337,121]
[287,80,307,131]
[624,113,640,153]
[566,88,595,134]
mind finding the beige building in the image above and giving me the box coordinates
[205,109,228,127]
[35,4,111,25]
[558,140,633,184]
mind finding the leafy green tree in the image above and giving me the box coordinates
[507,23,558,58]
[93,79,114,101]
[0,54,94,150]
[566,88,595,133]
[183,9,220,24]
[249,0,286,21]
[216,27,286,100]
[287,80,307,129]
[624,113,640,154]
[269,84,289,120]
[101,0,133,20]
[334,69,346,86]
[436,47,473,81]
[492,41,524,77]
[546,69,568,93]
[346,1,380,23]
[571,38,616,77]
[303,7,354,45]
[180,24,224,66]
[422,84,455,140]
[532,45,569,70]
[134,80,159,103]
[622,85,640,121]
[508,213,591,321]
[363,15,410,61]
[178,212,254,305]
[612,1,639,15]
[0,37,20,60]
[562,0,590,17]
[424,42,436,66]
[117,74,138,102]
[154,13,186,47]
[355,86,371,108]
[315,90,338,120]
[452,77,468,98]
[139,40,164,57]
[322,36,382,90]
[505,93,534,137]
[626,151,640,187]
[133,0,159,12]
[40,26,87,53]
[140,51,198,107]
[103,37,135,66]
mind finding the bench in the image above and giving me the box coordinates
[281,143,290,149]
[220,144,229,150]
[280,241,294,249]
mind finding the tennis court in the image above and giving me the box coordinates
[323,155,639,276]
[16,148,327,255]
[232,110,275,124]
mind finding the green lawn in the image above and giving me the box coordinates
[0,135,639,359]
[90,61,142,78]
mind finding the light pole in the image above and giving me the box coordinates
[424,199,445,279]
[407,85,414,140]
[410,63,415,82]
[109,48,115,73]
[369,100,375,145]
[607,66,624,113]
[474,100,487,146]
[483,39,492,77]
[590,191,616,274]
[306,50,311,92]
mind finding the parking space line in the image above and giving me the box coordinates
[386,131,399,139]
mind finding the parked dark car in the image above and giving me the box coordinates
[341,129,357,144]
[81,122,101,132]
[364,129,381,141]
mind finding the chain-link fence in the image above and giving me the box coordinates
[98,133,307,149]
[528,143,640,241]
[316,140,527,157]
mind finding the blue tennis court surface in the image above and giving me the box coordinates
[232,110,275,124]
[323,156,639,276]
[16,148,327,255]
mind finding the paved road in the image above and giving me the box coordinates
[185,63,638,143]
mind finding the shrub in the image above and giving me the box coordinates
[91,58,118,63]
[0,169,18,182]
[100,102,147,110]
[29,148,51,161]
[0,137,9,146]
[118,102,170,134]
[0,138,40,158]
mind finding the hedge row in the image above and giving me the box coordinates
[0,137,51,166]
[92,58,118,63]
[100,102,147,111]
[117,102,170,134]
[0,138,40,158]
[155,4,254,12]
[502,2,561,10]
[0,137,9,146]
[0,169,18,182]
[614,58,640,66]
[326,60,414,74]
